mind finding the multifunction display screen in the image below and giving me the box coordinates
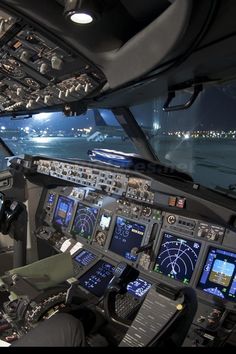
[198,247,236,301]
[71,203,98,240]
[78,260,114,297]
[53,196,74,227]
[127,278,152,298]
[109,217,146,261]
[73,250,97,267]
[153,233,201,284]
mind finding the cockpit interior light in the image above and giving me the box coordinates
[64,0,100,24]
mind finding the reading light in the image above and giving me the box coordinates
[64,0,101,24]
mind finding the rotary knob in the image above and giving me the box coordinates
[167,215,176,224]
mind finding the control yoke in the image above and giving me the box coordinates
[0,193,23,235]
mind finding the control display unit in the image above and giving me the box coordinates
[53,196,74,227]
[73,250,97,267]
[153,232,201,284]
[71,203,98,240]
[78,260,115,297]
[109,217,146,261]
[127,278,152,299]
[197,247,236,301]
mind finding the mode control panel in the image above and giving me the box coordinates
[127,178,154,204]
[116,199,162,222]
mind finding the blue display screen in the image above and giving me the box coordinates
[197,247,236,301]
[78,260,115,297]
[153,233,201,284]
[71,203,98,240]
[74,250,96,267]
[127,278,151,298]
[109,217,145,261]
[53,196,74,227]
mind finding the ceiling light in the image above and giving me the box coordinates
[70,13,93,24]
[64,0,101,24]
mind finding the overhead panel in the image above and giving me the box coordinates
[0,7,106,115]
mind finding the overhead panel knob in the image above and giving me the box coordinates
[85,83,89,93]
[69,85,75,93]
[20,50,30,63]
[0,19,6,33]
[44,95,51,104]
[16,87,23,96]
[51,56,63,70]
[26,99,34,109]
[75,83,81,92]
[40,62,48,75]
[58,90,64,99]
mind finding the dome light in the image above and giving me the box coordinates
[70,12,93,24]
[64,0,101,25]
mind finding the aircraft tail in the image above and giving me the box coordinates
[94,109,107,126]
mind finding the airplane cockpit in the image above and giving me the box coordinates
[0,0,235,347]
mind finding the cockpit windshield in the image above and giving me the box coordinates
[0,80,236,199]
[0,109,137,169]
[130,80,236,196]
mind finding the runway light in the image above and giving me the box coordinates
[184,133,190,140]
[64,0,101,25]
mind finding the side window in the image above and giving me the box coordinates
[0,142,12,172]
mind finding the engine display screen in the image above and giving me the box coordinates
[71,203,98,240]
[78,260,114,297]
[109,217,146,261]
[73,250,97,267]
[53,196,74,227]
[197,247,236,301]
[153,233,201,284]
[127,278,152,299]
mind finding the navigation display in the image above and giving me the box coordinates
[127,278,152,298]
[197,247,236,301]
[53,196,74,227]
[78,260,114,297]
[153,233,201,284]
[71,203,98,240]
[109,217,146,261]
[73,250,97,267]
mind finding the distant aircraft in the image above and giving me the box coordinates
[87,110,155,141]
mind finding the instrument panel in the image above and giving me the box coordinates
[36,181,236,306]
[9,154,234,307]
[6,154,236,346]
